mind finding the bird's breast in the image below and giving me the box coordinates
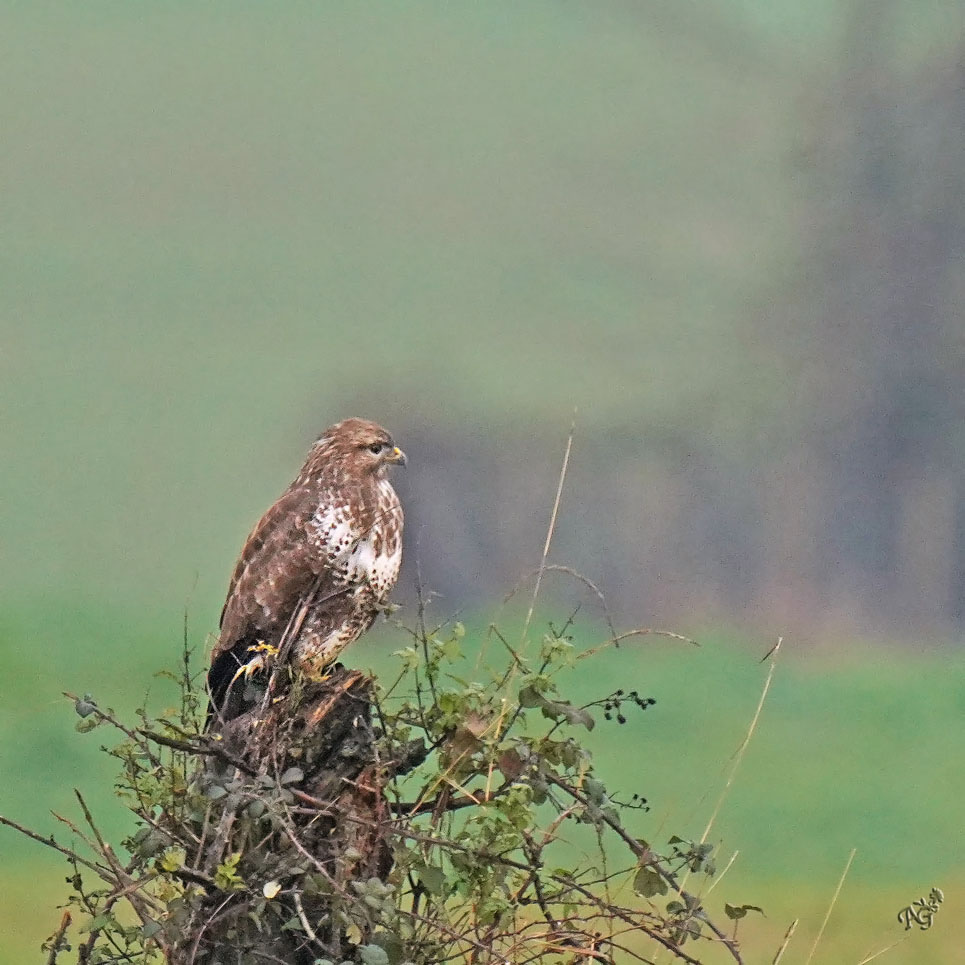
[308,503,357,566]
[347,528,402,599]
[308,490,403,598]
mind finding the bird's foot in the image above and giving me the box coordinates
[229,654,264,686]
[300,659,345,684]
[229,644,277,686]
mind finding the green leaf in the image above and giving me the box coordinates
[74,697,97,718]
[549,702,595,730]
[517,685,543,708]
[369,930,405,964]
[359,946,390,965]
[633,866,668,898]
[80,912,114,933]
[214,852,246,891]
[416,864,446,896]
[160,847,186,872]
[441,637,462,660]
[392,646,419,669]
[724,902,765,919]
[539,702,562,722]
[583,778,607,804]
[575,706,595,730]
[559,741,583,768]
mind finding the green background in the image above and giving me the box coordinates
[2,3,963,962]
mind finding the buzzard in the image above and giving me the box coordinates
[207,418,406,725]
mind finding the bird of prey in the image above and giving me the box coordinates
[207,418,406,725]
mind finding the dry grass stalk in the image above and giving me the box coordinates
[804,848,857,965]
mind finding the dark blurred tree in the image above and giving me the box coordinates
[760,0,965,632]
[363,3,965,639]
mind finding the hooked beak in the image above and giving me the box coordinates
[387,446,407,467]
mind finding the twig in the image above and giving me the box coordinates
[489,624,529,673]
[0,814,112,879]
[63,692,162,768]
[771,919,798,964]
[384,788,506,816]
[65,853,141,963]
[263,575,329,706]
[139,729,257,775]
[50,811,107,865]
[173,866,217,889]
[187,894,235,965]
[542,774,743,963]
[45,910,71,965]
[556,875,704,965]
[293,892,319,944]
[74,790,126,882]
[804,849,857,965]
[697,637,783,850]
[503,564,617,643]
[578,626,698,660]
[271,806,338,887]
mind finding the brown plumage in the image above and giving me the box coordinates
[207,418,406,725]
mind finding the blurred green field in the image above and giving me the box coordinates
[4,1,963,635]
[2,3,964,961]
[0,1,816,614]
[2,607,961,963]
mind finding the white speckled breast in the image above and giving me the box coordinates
[309,502,358,576]
[308,478,403,600]
[296,479,403,674]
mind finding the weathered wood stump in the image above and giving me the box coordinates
[169,667,396,964]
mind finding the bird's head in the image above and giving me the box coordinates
[312,417,407,478]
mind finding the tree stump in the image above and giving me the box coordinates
[169,667,393,965]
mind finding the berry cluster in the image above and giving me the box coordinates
[612,791,650,812]
[602,689,656,724]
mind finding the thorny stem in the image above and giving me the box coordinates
[44,910,71,965]
[545,774,744,964]
[16,594,748,965]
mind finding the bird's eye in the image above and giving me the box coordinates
[367,442,384,455]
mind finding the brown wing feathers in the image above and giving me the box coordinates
[208,488,325,720]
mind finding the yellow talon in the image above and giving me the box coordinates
[230,653,267,686]
[228,640,281,686]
